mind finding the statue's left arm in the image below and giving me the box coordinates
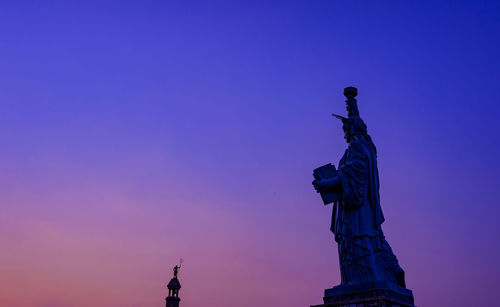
[312,175,341,193]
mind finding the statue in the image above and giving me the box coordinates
[312,87,406,288]
[173,259,183,278]
[173,265,180,278]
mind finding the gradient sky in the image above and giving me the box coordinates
[1,1,499,307]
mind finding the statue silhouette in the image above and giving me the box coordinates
[313,87,406,287]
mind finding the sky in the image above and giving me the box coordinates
[0,1,499,306]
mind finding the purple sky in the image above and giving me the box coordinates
[0,1,499,306]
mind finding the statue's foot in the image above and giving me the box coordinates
[396,269,406,288]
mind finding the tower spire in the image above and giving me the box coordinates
[166,261,182,307]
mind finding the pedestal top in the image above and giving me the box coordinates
[312,281,414,307]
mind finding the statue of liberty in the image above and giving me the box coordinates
[312,87,406,288]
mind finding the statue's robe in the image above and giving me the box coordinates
[333,136,403,285]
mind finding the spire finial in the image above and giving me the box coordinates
[173,258,183,278]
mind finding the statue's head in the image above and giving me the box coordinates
[341,116,367,143]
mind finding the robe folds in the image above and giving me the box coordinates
[332,137,403,285]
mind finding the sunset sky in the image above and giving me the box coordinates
[1,1,499,307]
